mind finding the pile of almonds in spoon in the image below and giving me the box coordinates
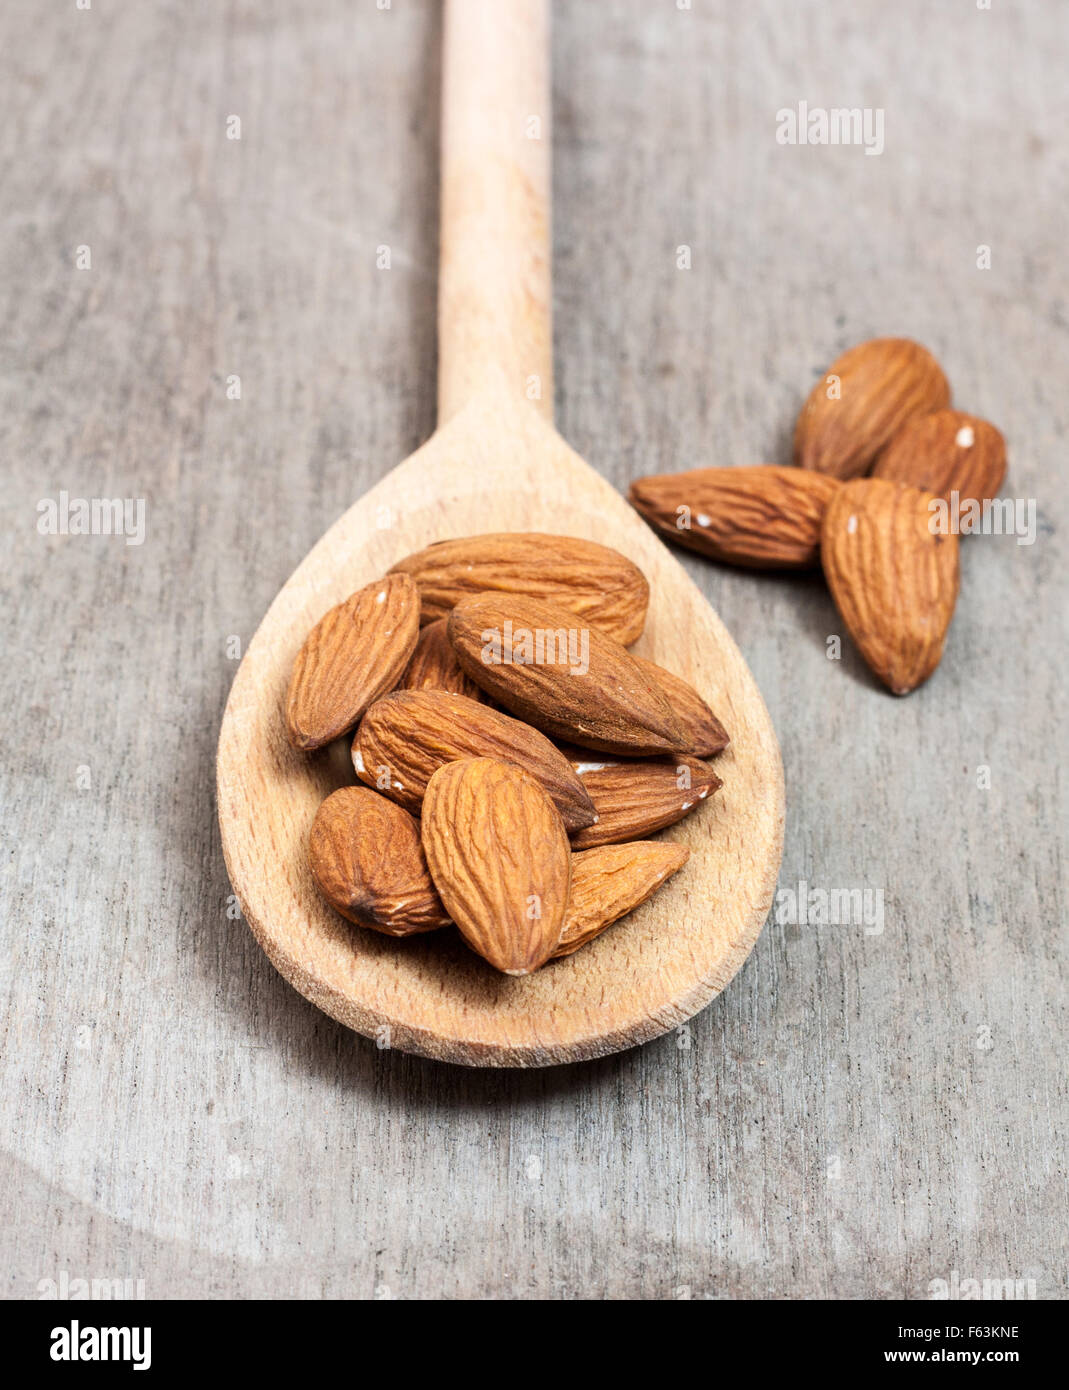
[286,534,728,975]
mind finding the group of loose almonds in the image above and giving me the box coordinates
[286,536,728,975]
[630,337,1007,695]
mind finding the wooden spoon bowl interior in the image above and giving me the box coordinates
[217,396,785,1066]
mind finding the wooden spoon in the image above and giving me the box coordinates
[217,0,784,1067]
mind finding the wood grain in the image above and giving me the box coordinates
[1,0,1065,1300]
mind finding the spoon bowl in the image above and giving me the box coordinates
[217,392,783,1065]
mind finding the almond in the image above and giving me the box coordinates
[308,787,449,936]
[795,338,951,480]
[399,618,488,702]
[632,656,729,758]
[285,573,420,750]
[873,408,1006,505]
[630,465,840,568]
[447,593,689,755]
[562,750,723,850]
[352,689,597,831]
[821,478,960,695]
[389,532,649,645]
[552,841,690,958]
[421,758,570,975]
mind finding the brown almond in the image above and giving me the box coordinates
[630,465,840,568]
[285,573,420,750]
[447,593,689,755]
[552,841,690,958]
[872,408,1006,505]
[821,478,960,695]
[308,787,449,936]
[633,656,729,757]
[421,758,570,975]
[398,618,488,702]
[795,338,951,480]
[389,532,649,645]
[561,750,723,850]
[353,689,596,831]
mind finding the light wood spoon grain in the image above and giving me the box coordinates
[216,0,784,1067]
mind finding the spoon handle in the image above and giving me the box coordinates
[438,0,553,424]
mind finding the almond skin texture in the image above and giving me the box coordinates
[561,749,723,850]
[630,466,840,568]
[389,532,649,645]
[821,478,960,695]
[285,573,420,750]
[633,656,729,757]
[421,758,571,976]
[352,689,596,831]
[447,593,689,755]
[795,338,951,480]
[873,408,1007,505]
[308,787,449,936]
[399,618,488,702]
[552,842,690,958]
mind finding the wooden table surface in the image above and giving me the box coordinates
[2,0,1065,1300]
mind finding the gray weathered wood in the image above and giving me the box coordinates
[1,0,1065,1298]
